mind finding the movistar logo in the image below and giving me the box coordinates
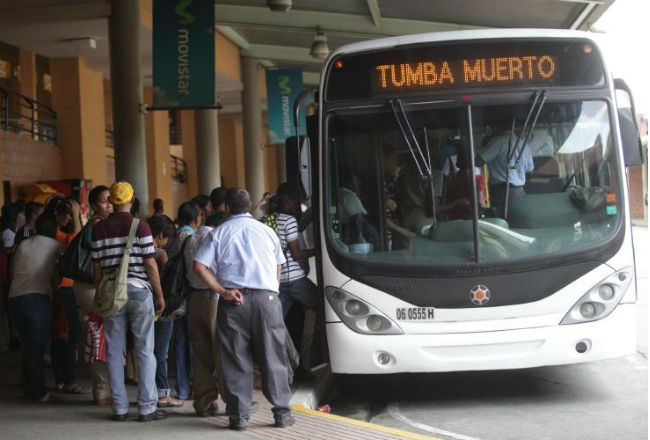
[175,0,194,25]
[278,75,291,94]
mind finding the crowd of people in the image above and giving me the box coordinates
[0,179,324,431]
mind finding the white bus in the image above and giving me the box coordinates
[296,29,644,374]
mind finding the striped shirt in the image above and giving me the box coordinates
[276,213,305,283]
[91,212,156,290]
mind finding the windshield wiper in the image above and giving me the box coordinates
[504,90,547,218]
[390,99,437,229]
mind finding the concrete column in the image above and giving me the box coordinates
[108,0,149,209]
[195,109,221,194]
[242,57,265,203]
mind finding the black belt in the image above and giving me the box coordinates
[224,288,276,295]
[491,183,523,189]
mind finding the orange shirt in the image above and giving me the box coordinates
[56,229,76,288]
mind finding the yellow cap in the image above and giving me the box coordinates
[110,181,134,206]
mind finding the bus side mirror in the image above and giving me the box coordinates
[614,78,644,167]
[285,135,312,199]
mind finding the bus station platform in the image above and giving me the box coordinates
[0,353,438,440]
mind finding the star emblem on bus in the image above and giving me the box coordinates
[470,285,491,306]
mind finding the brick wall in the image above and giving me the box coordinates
[1,131,63,199]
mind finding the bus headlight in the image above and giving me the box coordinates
[325,287,404,335]
[345,300,367,316]
[560,267,632,325]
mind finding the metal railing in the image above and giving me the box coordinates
[170,154,187,183]
[0,86,57,144]
[169,124,181,145]
[106,124,114,149]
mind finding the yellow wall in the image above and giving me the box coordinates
[50,57,108,187]
[144,87,173,215]
[18,50,36,99]
[103,79,113,125]
[218,117,246,188]
[216,31,241,83]
[140,0,152,29]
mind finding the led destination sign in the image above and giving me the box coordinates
[374,55,556,91]
[325,39,605,101]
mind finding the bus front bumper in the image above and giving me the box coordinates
[326,303,637,374]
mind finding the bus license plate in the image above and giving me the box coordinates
[395,307,435,321]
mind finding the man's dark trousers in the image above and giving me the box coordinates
[217,289,292,425]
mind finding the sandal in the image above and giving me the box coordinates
[95,397,112,406]
[38,393,57,402]
[63,383,90,394]
[158,397,184,408]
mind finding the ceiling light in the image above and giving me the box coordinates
[310,30,329,60]
[267,0,291,12]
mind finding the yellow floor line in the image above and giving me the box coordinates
[291,404,442,440]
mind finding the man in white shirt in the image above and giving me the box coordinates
[193,188,294,431]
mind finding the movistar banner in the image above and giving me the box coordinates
[153,0,215,108]
[266,68,305,145]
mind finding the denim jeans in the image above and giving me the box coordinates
[173,315,192,399]
[154,319,173,398]
[104,286,157,416]
[279,277,326,366]
[8,294,51,400]
[51,287,79,385]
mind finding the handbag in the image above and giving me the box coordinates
[57,222,94,283]
[91,219,139,317]
[569,186,607,211]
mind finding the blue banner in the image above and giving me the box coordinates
[266,68,305,145]
[153,0,215,108]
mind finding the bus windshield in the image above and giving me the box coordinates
[325,99,621,266]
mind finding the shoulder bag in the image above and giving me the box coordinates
[92,218,140,317]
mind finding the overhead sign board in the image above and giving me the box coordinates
[153,0,215,108]
[266,68,305,145]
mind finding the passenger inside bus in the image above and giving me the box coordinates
[382,144,415,250]
[477,127,535,218]
[338,168,379,252]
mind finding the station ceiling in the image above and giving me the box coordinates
[0,0,613,111]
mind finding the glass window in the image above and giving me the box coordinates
[325,100,621,267]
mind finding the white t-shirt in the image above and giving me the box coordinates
[2,228,15,249]
[9,235,63,298]
[338,187,367,222]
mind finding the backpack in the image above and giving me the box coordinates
[92,219,139,317]
[159,236,191,321]
[57,222,94,283]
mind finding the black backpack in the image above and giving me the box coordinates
[160,236,191,320]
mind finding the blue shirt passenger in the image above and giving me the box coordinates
[480,133,534,187]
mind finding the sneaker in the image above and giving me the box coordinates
[138,409,168,422]
[228,419,247,431]
[111,414,128,422]
[274,416,296,428]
